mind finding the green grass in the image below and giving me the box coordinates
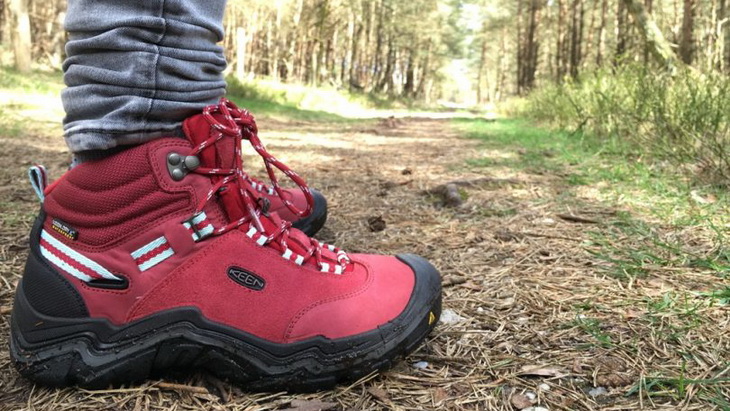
[523,65,730,187]
[454,117,730,281]
[0,67,65,94]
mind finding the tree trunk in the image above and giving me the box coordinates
[236,27,247,80]
[679,0,696,64]
[569,0,584,78]
[622,0,681,71]
[9,0,31,73]
[596,0,608,65]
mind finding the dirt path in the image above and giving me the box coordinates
[0,117,727,410]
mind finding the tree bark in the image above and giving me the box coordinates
[679,0,696,64]
[9,0,31,73]
[622,0,680,71]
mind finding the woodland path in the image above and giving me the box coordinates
[0,116,726,410]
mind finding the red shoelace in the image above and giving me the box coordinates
[184,99,350,273]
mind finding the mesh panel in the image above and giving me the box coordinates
[44,144,191,247]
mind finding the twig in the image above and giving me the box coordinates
[557,214,601,224]
[156,382,209,395]
[443,277,467,287]
[521,231,584,242]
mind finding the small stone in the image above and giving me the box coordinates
[538,383,550,392]
[412,361,429,370]
[588,387,608,397]
[439,309,466,325]
[525,391,537,401]
[477,307,484,313]
[541,218,556,225]
[521,407,549,411]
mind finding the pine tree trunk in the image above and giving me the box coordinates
[622,0,681,71]
[9,0,31,73]
[679,0,696,64]
[596,0,608,65]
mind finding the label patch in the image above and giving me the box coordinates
[51,219,78,240]
[228,267,265,291]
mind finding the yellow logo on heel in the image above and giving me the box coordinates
[428,311,436,325]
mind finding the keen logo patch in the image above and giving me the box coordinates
[227,267,265,291]
[51,219,78,240]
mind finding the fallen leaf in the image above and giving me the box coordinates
[460,280,482,291]
[281,399,338,411]
[368,387,389,402]
[572,358,583,374]
[511,393,534,409]
[519,365,567,378]
[432,387,448,404]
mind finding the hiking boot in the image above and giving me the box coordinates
[10,99,442,392]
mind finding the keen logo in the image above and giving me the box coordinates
[51,219,78,240]
[227,267,265,291]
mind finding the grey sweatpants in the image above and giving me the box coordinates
[62,0,228,153]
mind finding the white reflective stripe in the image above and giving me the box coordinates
[191,212,207,225]
[40,245,93,282]
[320,263,330,272]
[282,249,293,259]
[41,230,119,280]
[268,188,275,195]
[246,226,257,238]
[131,236,167,259]
[256,235,267,246]
[334,265,343,275]
[327,245,335,251]
[197,224,214,238]
[294,255,304,265]
[138,248,174,272]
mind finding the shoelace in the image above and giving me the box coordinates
[185,99,350,273]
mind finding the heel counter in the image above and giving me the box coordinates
[18,209,88,318]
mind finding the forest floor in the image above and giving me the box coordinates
[0,73,729,410]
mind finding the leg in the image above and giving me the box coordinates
[62,0,227,153]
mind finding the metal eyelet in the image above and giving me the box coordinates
[167,152,200,181]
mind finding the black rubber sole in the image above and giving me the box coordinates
[291,189,328,237]
[10,254,441,392]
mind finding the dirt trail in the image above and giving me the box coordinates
[0,117,726,410]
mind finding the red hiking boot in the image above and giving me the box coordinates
[10,100,442,391]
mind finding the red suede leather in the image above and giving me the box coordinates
[183,110,308,223]
[38,113,416,342]
[128,232,413,343]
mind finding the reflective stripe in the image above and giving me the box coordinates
[40,230,120,280]
[131,236,167,259]
[40,245,93,282]
[138,248,174,272]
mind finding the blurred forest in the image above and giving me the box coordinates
[2,0,730,102]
